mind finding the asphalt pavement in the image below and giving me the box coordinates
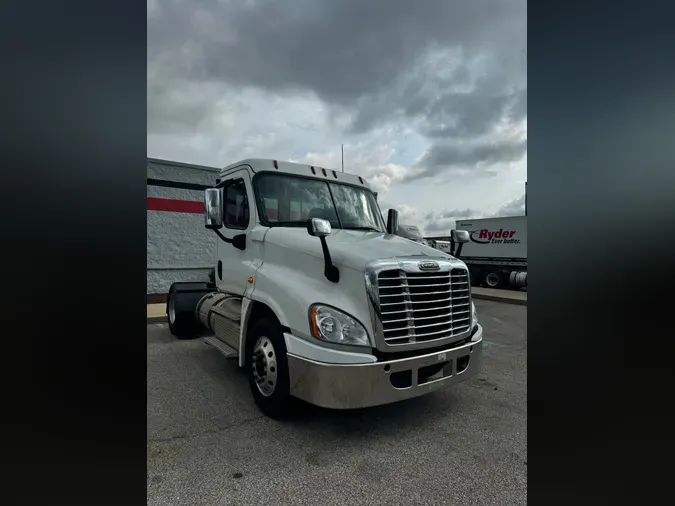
[147,299,527,506]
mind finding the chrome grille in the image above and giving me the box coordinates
[377,268,471,346]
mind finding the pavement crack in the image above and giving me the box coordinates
[148,415,266,444]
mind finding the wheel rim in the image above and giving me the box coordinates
[486,272,499,287]
[252,336,277,397]
[168,298,176,324]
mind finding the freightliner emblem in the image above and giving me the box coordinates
[418,261,440,271]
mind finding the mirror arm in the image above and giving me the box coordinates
[213,229,231,243]
[319,237,340,283]
[212,230,246,251]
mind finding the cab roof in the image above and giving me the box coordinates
[220,158,372,189]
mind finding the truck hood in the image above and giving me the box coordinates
[264,227,455,271]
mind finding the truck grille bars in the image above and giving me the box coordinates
[376,268,471,346]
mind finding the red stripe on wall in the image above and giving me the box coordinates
[147,198,289,218]
[147,197,204,214]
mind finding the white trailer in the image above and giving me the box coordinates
[454,216,527,289]
[165,159,483,418]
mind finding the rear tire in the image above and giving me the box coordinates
[246,317,292,419]
[167,295,198,339]
[484,270,502,289]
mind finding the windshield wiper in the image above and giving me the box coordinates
[343,226,381,232]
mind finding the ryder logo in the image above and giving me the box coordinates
[469,228,520,245]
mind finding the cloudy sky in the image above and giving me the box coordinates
[147,0,527,235]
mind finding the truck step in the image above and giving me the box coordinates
[204,335,238,359]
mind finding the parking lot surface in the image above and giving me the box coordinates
[147,300,527,505]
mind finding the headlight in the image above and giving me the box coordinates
[309,305,370,347]
[471,301,478,329]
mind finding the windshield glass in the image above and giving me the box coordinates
[254,173,386,232]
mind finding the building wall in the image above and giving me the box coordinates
[147,158,220,297]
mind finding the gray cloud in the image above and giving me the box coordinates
[148,0,527,177]
[493,193,526,217]
[147,79,220,135]
[422,192,525,235]
[424,207,483,234]
[425,220,456,233]
[421,137,526,173]
[149,1,522,99]
[425,208,477,221]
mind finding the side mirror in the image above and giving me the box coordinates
[451,229,470,244]
[306,218,339,283]
[204,188,223,229]
[307,218,332,238]
[386,209,399,235]
[231,234,246,251]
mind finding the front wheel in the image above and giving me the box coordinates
[246,317,292,418]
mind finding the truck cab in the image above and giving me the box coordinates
[166,159,483,417]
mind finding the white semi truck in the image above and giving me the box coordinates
[396,224,428,245]
[166,159,483,418]
[453,216,527,289]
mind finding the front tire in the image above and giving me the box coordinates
[246,317,292,418]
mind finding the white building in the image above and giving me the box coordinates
[147,158,219,301]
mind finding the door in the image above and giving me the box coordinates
[217,170,256,296]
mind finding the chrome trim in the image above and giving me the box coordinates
[365,256,473,353]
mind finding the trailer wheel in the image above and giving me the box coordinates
[246,317,292,419]
[484,271,502,289]
[167,294,198,339]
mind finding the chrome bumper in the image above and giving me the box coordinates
[286,325,483,410]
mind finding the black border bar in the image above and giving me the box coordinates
[146,178,210,191]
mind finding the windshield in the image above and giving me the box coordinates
[254,173,386,232]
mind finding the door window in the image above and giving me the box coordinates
[224,179,250,230]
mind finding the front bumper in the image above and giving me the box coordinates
[286,325,483,409]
